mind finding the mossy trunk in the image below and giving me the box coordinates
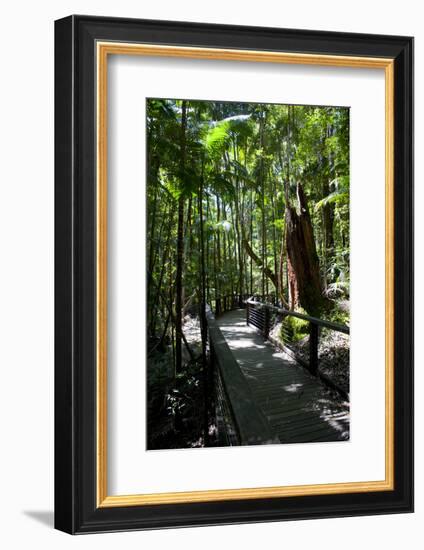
[285,183,329,316]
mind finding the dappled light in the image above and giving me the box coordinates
[147,98,350,449]
[218,309,349,443]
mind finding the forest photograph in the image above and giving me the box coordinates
[146,98,350,451]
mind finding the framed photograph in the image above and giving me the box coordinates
[54,15,413,533]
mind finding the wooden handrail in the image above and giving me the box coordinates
[245,298,349,396]
[245,299,349,334]
[205,305,278,445]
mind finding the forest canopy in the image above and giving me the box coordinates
[146,98,350,449]
[147,99,349,331]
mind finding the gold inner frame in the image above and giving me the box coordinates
[96,41,395,508]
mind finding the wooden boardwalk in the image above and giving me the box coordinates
[217,309,350,444]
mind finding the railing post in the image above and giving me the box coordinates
[309,322,319,375]
[264,306,270,339]
[205,336,213,443]
[246,301,250,326]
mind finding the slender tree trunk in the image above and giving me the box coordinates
[278,235,289,309]
[259,109,266,300]
[175,101,187,375]
[321,124,335,289]
[230,205,238,298]
[232,141,244,306]
[147,159,160,338]
[213,209,218,314]
[150,204,175,337]
[233,192,244,303]
[270,171,278,303]
[147,167,159,279]
[216,193,222,313]
[153,280,195,360]
[206,194,210,304]
[222,200,228,297]
[198,158,208,440]
[169,256,175,373]
[249,190,253,295]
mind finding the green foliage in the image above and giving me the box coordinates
[215,220,232,232]
[211,174,236,200]
[315,176,349,211]
[205,121,231,154]
[146,96,350,361]
[328,305,350,326]
[146,97,351,449]
[315,189,349,210]
[204,114,252,157]
[273,218,285,231]
[281,314,310,343]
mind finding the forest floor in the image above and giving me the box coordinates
[147,314,217,450]
[148,311,349,450]
[219,309,349,442]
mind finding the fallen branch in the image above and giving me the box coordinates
[242,236,278,288]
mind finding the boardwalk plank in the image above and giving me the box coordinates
[278,419,343,440]
[272,416,335,435]
[217,309,349,444]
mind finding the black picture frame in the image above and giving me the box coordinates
[55,14,414,534]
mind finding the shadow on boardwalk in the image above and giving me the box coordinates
[217,309,350,444]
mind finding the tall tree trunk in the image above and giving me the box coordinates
[232,141,244,305]
[198,158,208,440]
[206,194,211,304]
[230,205,238,298]
[216,193,222,313]
[249,190,254,295]
[270,172,278,303]
[146,158,160,338]
[175,101,187,375]
[222,200,228,297]
[169,255,175,373]
[285,183,329,316]
[213,212,219,313]
[287,256,299,310]
[259,109,266,300]
[321,123,335,289]
[278,213,289,309]
[150,203,175,337]
[233,191,244,303]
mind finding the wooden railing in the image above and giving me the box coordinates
[209,293,251,316]
[205,304,278,446]
[246,299,349,394]
[202,294,349,440]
